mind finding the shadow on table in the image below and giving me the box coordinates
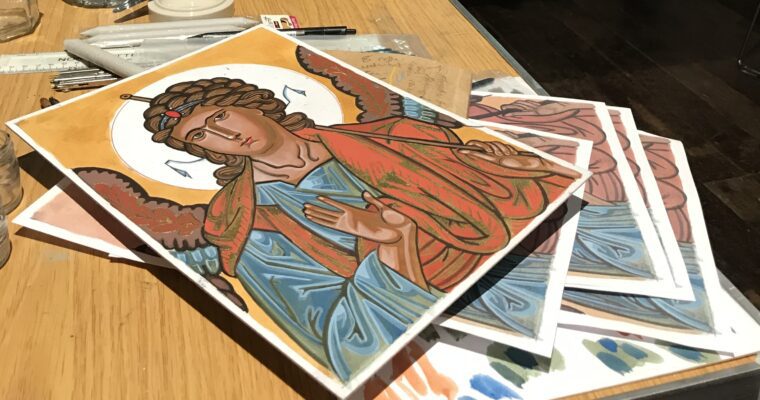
[18,151,64,190]
[147,264,338,400]
[16,148,586,398]
[14,226,106,258]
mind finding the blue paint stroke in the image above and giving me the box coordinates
[663,343,721,363]
[668,344,702,361]
[584,338,663,375]
[282,85,306,105]
[598,338,618,352]
[165,158,204,179]
[621,342,648,360]
[470,374,522,399]
[597,353,633,374]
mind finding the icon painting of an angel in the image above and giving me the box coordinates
[8,27,588,397]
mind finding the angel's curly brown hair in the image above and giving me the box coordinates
[143,77,315,185]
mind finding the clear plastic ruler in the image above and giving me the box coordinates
[0,48,140,74]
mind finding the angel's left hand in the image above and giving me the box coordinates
[459,139,581,179]
[303,192,415,244]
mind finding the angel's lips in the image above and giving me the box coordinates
[240,137,253,147]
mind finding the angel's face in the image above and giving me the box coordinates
[170,105,291,157]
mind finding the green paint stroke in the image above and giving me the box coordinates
[486,343,563,388]
[655,340,721,364]
[419,326,441,343]
[441,327,469,342]
[583,338,663,375]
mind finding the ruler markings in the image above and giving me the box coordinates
[0,49,141,74]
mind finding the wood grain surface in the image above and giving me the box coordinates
[0,0,755,399]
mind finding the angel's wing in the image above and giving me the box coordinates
[75,167,209,251]
[75,167,248,310]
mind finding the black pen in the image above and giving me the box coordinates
[279,26,357,36]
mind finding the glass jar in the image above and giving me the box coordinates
[0,0,39,42]
[0,213,9,268]
[0,131,22,215]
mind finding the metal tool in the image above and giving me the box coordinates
[51,69,119,91]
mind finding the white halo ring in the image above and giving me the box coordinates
[110,64,343,190]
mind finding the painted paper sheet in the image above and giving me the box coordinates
[6,27,587,397]
[356,289,760,400]
[561,133,733,352]
[438,128,591,357]
[606,107,692,299]
[16,127,590,358]
[468,92,679,298]
[13,181,168,266]
[15,129,590,359]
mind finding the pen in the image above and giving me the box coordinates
[471,77,495,89]
[279,26,356,36]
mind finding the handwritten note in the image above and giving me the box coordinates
[330,51,472,116]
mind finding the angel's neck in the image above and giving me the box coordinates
[251,139,332,185]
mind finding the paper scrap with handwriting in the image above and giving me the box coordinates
[331,51,471,116]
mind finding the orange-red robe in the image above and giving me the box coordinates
[204,117,573,292]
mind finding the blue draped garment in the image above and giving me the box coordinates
[171,160,439,381]
[569,203,656,278]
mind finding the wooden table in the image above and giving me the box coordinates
[0,1,757,399]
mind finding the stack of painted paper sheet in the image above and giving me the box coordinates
[6,26,760,399]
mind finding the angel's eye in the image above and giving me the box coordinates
[191,131,206,141]
[214,110,228,121]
